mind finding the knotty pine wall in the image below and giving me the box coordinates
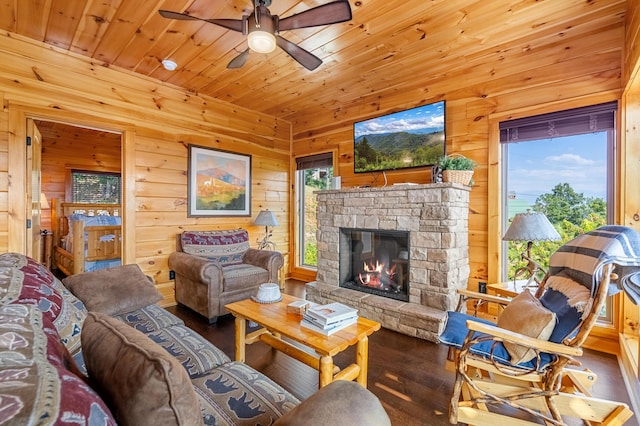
[619,0,640,394]
[290,20,627,290]
[624,0,640,84]
[0,31,291,304]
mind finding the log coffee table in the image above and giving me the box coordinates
[225,294,381,388]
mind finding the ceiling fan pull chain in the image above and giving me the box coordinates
[255,5,260,28]
[255,0,271,27]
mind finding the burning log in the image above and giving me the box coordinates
[358,259,397,288]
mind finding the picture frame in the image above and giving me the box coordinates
[188,145,251,217]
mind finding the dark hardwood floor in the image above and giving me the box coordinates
[166,280,637,426]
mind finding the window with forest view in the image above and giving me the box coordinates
[505,160,608,281]
[295,154,333,269]
[72,171,121,204]
[502,103,616,321]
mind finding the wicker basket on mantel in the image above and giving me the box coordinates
[442,169,474,186]
[439,154,476,186]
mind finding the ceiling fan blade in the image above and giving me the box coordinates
[278,0,352,31]
[227,48,250,69]
[276,36,322,71]
[158,10,201,20]
[206,19,244,32]
[158,10,244,32]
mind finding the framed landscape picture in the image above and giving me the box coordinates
[188,145,251,217]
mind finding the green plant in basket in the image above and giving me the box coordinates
[438,154,477,171]
[438,154,477,186]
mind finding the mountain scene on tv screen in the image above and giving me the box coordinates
[354,130,445,173]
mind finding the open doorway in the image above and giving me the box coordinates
[35,120,122,275]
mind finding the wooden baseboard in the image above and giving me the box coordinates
[583,334,620,355]
[288,267,317,283]
[619,333,640,422]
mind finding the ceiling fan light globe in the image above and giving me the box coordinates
[248,31,276,53]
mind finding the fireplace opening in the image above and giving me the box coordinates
[339,228,410,302]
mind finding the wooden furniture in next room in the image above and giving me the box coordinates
[51,199,122,276]
[225,294,380,388]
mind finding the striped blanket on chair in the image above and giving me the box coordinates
[549,225,640,303]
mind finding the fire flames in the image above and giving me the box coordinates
[358,260,396,288]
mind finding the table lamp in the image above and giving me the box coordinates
[502,210,561,287]
[255,210,279,250]
[40,193,50,209]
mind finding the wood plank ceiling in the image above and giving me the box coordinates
[0,0,627,129]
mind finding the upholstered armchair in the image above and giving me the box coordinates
[168,229,284,323]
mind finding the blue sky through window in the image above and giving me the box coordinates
[506,132,607,217]
[353,102,445,138]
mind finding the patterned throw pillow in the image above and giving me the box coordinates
[50,276,88,356]
[0,253,86,358]
[0,304,115,425]
[180,229,250,266]
[0,253,27,305]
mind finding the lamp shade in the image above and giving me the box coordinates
[502,211,560,242]
[40,193,50,209]
[254,210,279,227]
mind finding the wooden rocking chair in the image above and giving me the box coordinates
[439,225,640,425]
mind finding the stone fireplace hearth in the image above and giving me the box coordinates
[306,183,470,342]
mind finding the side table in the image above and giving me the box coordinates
[486,279,536,298]
[486,280,535,316]
[225,294,381,388]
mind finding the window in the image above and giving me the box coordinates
[500,102,617,322]
[71,170,121,204]
[295,153,333,269]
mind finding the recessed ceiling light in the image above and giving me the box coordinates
[162,59,177,71]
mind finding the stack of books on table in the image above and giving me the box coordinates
[301,302,358,335]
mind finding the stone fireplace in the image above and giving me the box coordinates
[306,183,470,342]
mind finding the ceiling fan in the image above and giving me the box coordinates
[159,0,352,71]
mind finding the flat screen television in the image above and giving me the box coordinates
[353,100,445,173]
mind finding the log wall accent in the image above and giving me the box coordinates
[0,31,291,304]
